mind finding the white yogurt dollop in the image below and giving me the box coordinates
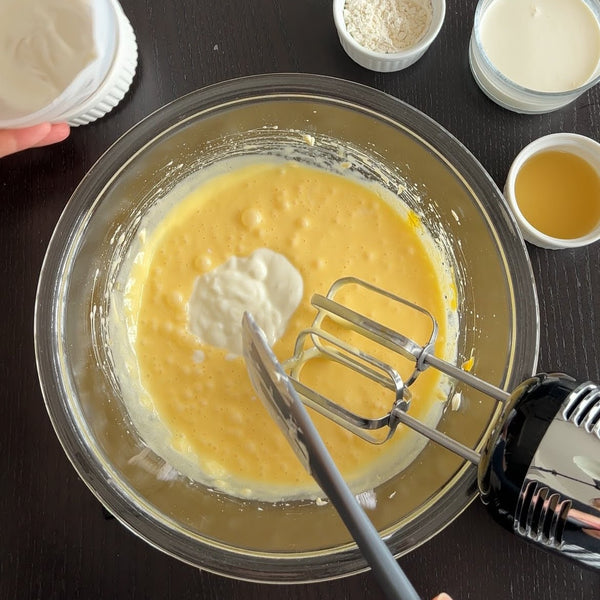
[187,248,303,356]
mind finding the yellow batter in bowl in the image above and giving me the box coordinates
[38,76,539,579]
[120,159,457,501]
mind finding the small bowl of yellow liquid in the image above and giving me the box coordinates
[504,133,600,249]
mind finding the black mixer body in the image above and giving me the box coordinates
[482,374,600,570]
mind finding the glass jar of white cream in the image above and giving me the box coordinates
[469,0,600,113]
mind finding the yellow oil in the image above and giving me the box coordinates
[514,150,600,239]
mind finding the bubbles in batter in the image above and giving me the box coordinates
[115,159,457,501]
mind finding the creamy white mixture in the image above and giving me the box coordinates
[187,248,304,357]
[0,0,97,117]
[480,0,600,92]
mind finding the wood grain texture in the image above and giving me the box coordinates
[1,0,599,598]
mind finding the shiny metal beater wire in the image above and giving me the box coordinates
[281,277,510,464]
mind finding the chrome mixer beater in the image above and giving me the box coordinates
[243,277,600,572]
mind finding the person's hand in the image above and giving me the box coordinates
[433,594,454,600]
[0,123,70,158]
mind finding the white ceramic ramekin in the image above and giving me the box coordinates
[504,133,600,249]
[332,0,446,72]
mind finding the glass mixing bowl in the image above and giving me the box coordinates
[35,73,539,582]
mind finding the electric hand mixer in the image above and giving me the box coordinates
[242,277,600,598]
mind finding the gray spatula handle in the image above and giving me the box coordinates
[241,313,421,600]
[290,389,422,600]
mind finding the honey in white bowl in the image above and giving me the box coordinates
[514,149,600,240]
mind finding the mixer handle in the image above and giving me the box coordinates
[481,374,600,571]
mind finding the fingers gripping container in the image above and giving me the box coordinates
[0,0,138,128]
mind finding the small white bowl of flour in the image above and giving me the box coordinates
[333,0,445,72]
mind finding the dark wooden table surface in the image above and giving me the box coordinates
[2,1,600,598]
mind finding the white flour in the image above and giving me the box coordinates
[343,0,433,53]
